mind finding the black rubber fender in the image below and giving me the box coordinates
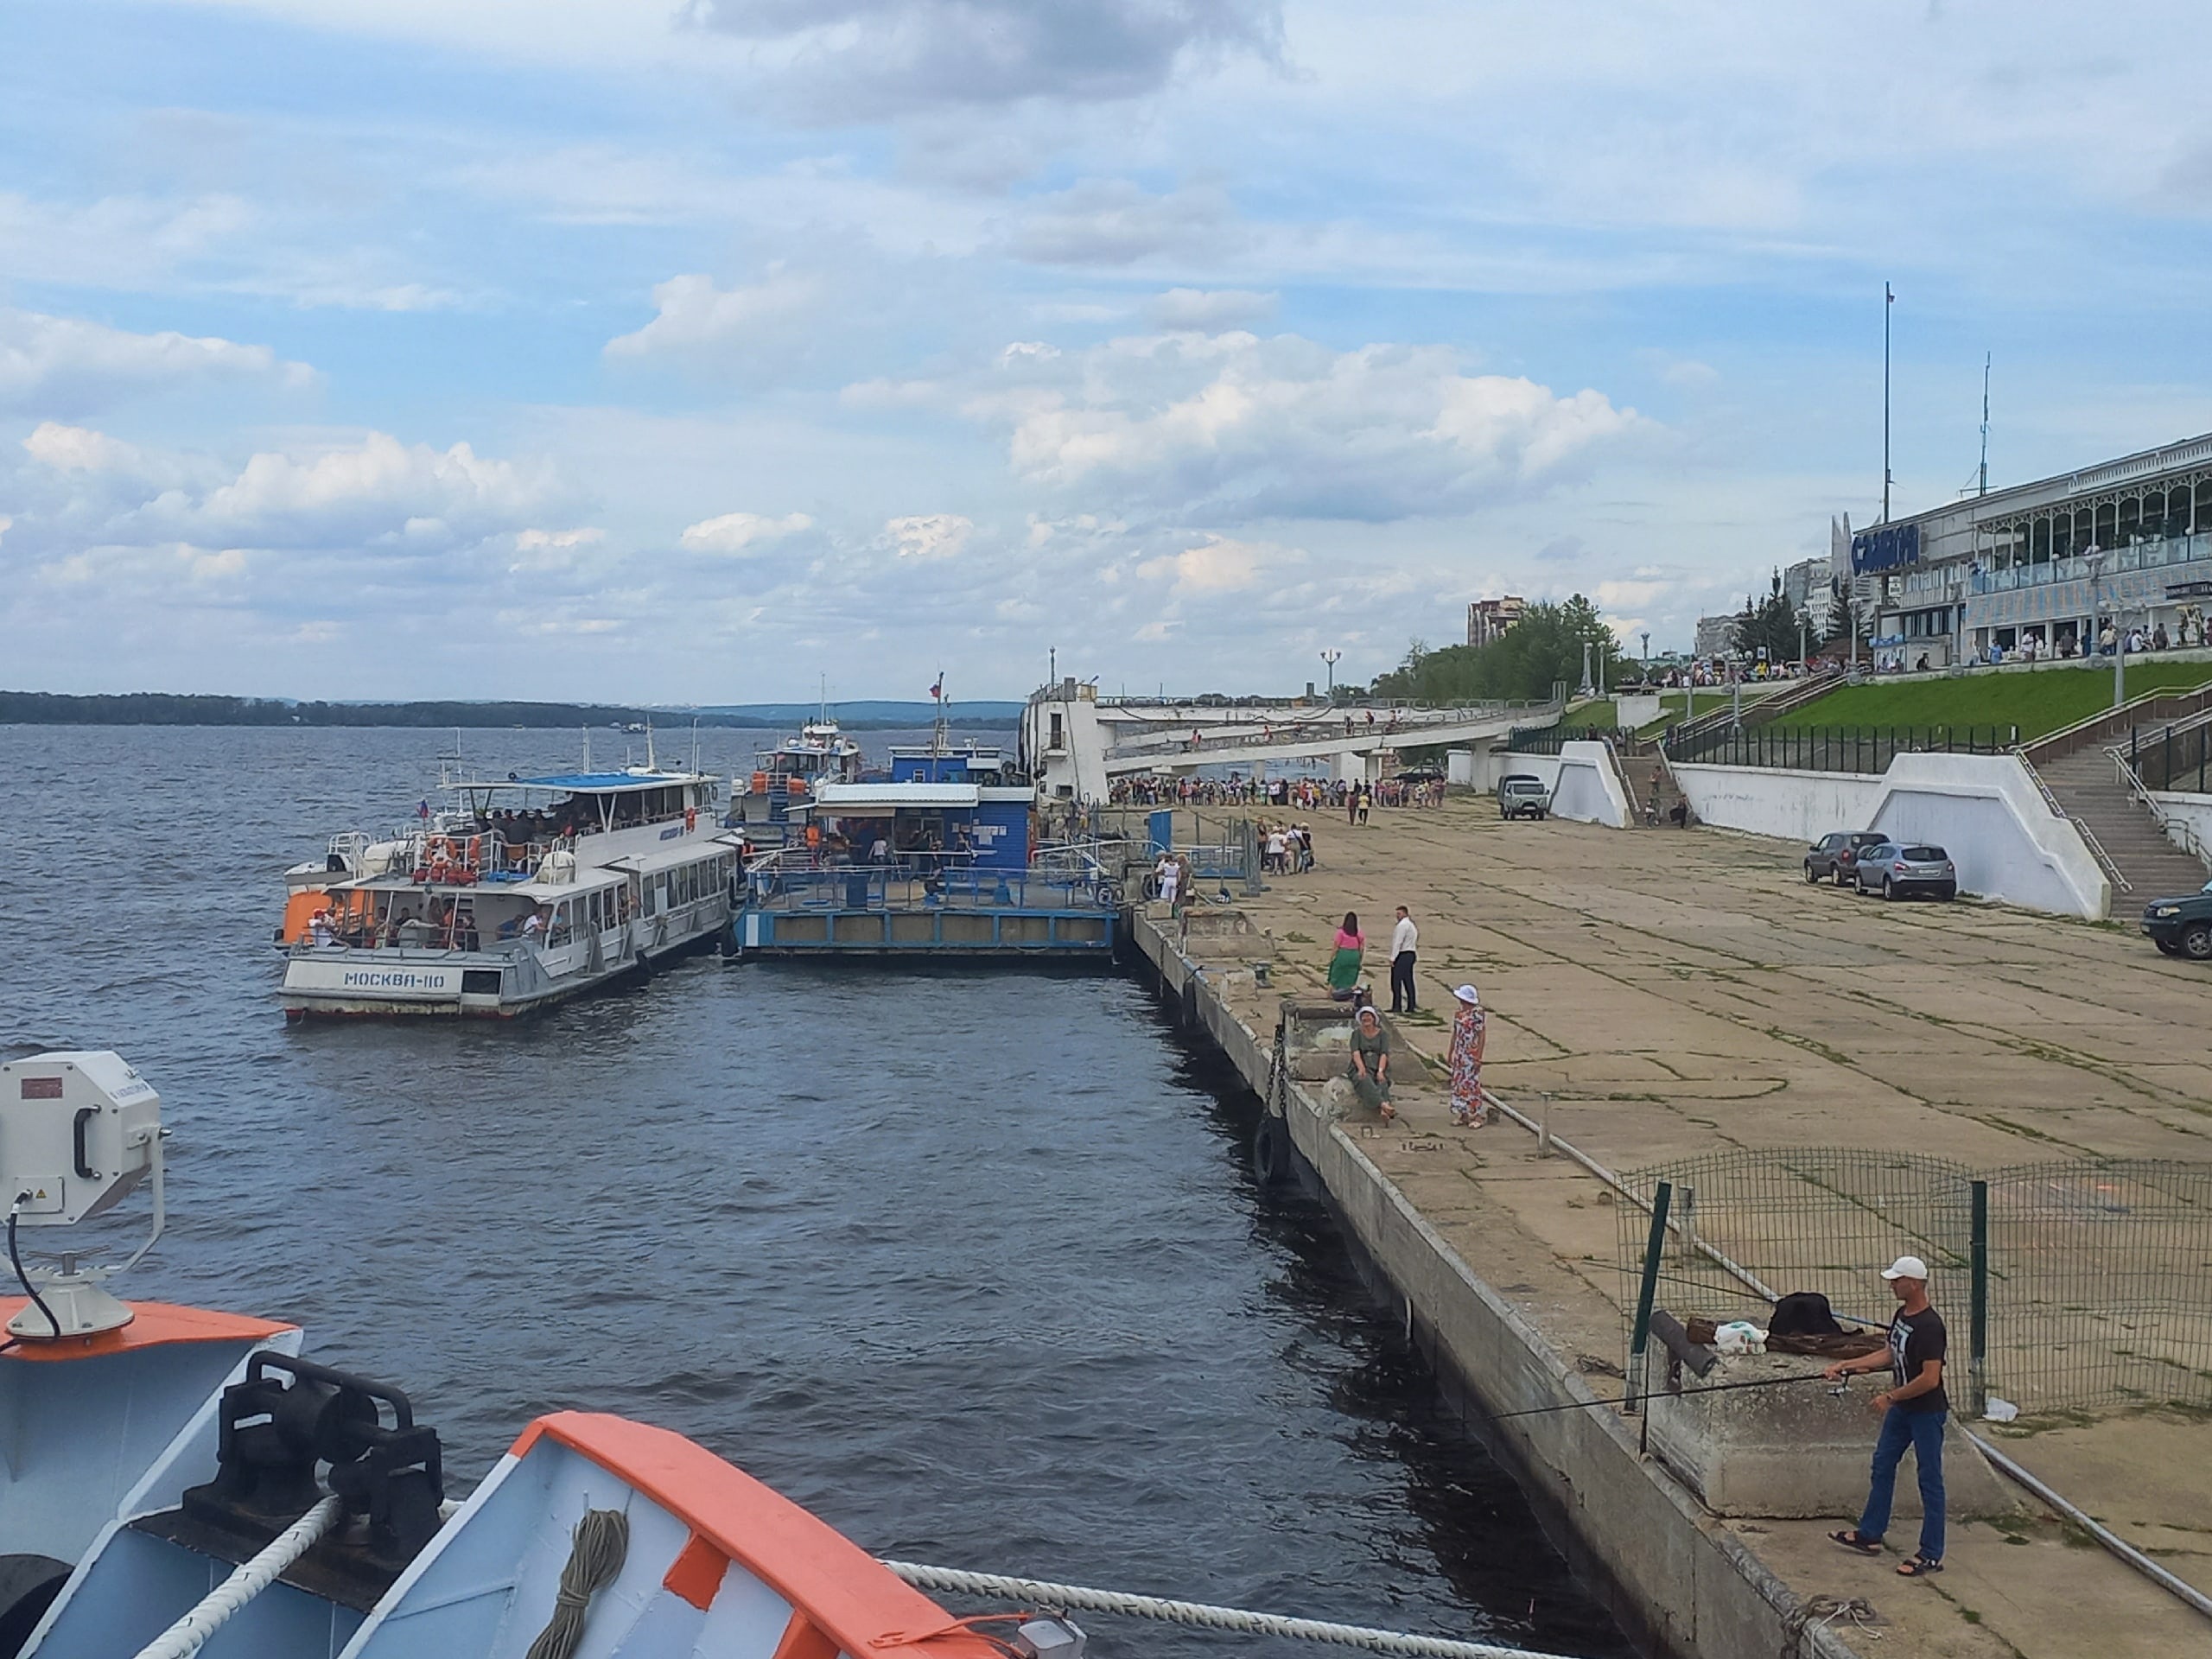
[1251,1113,1294,1191]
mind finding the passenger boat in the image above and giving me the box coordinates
[276,763,740,1020]
[0,1051,1061,1659]
[729,716,866,838]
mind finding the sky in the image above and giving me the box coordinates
[7,2,2212,703]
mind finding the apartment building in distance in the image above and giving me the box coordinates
[1467,595,1526,647]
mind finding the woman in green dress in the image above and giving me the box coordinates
[1326,911,1364,1000]
[1349,1004,1394,1120]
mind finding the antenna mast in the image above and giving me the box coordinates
[1978,353,1991,498]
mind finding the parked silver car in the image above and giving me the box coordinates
[1853,842,1957,900]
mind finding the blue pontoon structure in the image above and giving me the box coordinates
[731,743,1122,958]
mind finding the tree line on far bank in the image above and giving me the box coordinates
[0,691,1012,730]
[1371,575,1834,707]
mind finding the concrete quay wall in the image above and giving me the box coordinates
[1126,912,1854,1659]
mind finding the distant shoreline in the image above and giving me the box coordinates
[0,690,1018,732]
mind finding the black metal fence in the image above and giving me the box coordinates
[1663,722,2020,773]
[1614,1147,2212,1416]
[2130,718,2212,792]
[1508,724,1637,754]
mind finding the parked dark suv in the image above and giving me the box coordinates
[2140,884,2212,960]
[1805,831,1888,886]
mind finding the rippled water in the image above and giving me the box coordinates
[0,725,1629,1657]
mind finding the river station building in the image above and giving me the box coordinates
[1853,430,2212,671]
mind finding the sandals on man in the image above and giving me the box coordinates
[1827,1530,1883,1556]
[1897,1554,1944,1577]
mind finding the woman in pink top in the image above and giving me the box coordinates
[1326,911,1364,1000]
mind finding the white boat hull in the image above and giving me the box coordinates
[279,899,730,1020]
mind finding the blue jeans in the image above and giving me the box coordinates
[1859,1406,1947,1560]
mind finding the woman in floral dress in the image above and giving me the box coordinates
[1448,983,1487,1127]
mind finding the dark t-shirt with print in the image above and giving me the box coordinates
[1887,1306,1949,1414]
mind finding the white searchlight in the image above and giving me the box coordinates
[1,1051,166,1340]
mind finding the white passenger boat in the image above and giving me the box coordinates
[276,765,740,1020]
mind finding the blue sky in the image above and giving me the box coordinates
[6,0,2212,702]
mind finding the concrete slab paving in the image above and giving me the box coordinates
[1163,793,2212,1657]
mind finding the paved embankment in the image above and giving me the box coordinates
[1126,798,2212,1659]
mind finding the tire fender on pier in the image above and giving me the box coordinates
[1251,1113,1294,1192]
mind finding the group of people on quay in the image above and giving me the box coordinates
[1325,904,1489,1131]
[1109,772,1446,809]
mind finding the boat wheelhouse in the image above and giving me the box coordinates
[276,766,738,1020]
[729,718,866,836]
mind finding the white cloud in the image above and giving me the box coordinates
[22,422,147,474]
[1147,287,1276,329]
[951,329,1643,522]
[604,270,820,362]
[686,0,1282,116]
[1140,533,1272,594]
[172,432,550,548]
[0,308,313,416]
[882,512,973,560]
[0,514,11,547]
[0,192,251,289]
[515,526,606,551]
[678,510,814,554]
[1007,181,1243,266]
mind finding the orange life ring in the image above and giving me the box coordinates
[684,807,697,831]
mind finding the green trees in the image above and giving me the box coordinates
[1371,596,1627,703]
[1732,570,1804,664]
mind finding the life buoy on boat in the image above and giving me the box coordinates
[684,806,697,832]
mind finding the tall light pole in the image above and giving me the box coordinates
[1319,647,1342,700]
[1640,631,1651,679]
[1883,282,1895,524]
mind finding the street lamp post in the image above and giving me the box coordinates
[1319,648,1342,701]
[1640,632,1651,680]
[2083,550,2111,703]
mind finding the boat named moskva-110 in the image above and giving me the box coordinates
[276,760,740,1020]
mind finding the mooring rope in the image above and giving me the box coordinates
[880,1561,1593,1659]
[134,1496,346,1659]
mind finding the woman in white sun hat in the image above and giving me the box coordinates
[1447,984,1487,1127]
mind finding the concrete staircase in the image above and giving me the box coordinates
[2031,749,2211,902]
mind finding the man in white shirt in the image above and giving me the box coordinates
[1389,906,1419,1014]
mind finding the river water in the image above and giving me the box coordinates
[0,725,1630,1657]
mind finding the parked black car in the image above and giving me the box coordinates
[2140,885,2212,960]
[1805,830,1888,885]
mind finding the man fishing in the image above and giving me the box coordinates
[1824,1254,1949,1578]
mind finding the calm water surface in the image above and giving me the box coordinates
[0,725,1630,1657]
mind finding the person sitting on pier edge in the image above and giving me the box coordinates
[1447,984,1486,1127]
[1826,1255,1949,1578]
[1349,1005,1394,1122]
[1326,911,1364,1001]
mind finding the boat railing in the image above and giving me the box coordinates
[744,861,1122,914]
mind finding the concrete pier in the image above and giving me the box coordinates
[1126,799,2212,1659]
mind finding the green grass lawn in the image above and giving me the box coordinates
[1766,660,2212,740]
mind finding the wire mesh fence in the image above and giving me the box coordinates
[1615,1148,2212,1416]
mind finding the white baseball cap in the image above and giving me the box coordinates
[1880,1255,1929,1281]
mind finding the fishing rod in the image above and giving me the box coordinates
[1484,1368,1860,1422]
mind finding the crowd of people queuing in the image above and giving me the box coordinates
[1109,772,1446,809]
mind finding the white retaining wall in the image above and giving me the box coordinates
[1672,753,2111,918]
[1474,742,1629,827]
[2147,791,2212,873]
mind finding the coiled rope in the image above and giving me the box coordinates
[880,1562,1592,1659]
[524,1508,632,1659]
[133,1495,346,1659]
